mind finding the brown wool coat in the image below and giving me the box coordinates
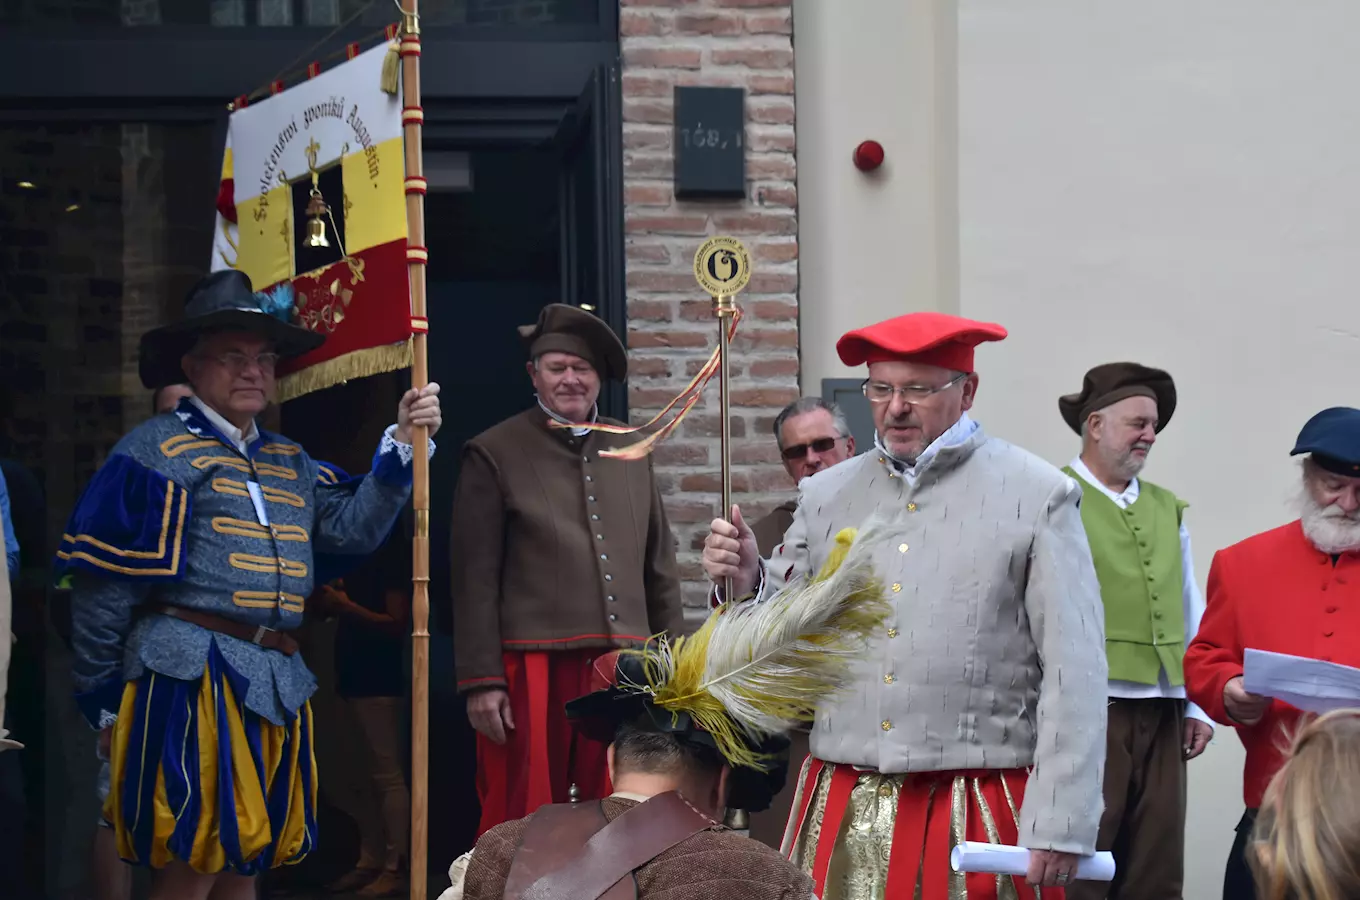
[450,408,685,691]
[461,797,815,900]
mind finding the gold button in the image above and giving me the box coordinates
[887,628,899,638]
[881,720,892,732]
[907,503,917,512]
[877,784,893,797]
[883,673,895,684]
[898,543,909,553]
[891,583,902,593]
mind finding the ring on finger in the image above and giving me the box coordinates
[1055,872,1071,885]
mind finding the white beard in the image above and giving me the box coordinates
[1298,486,1360,554]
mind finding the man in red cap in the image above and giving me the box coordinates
[702,312,1108,898]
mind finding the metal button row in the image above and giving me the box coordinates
[586,458,618,625]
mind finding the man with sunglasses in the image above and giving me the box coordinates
[702,311,1107,898]
[750,397,857,559]
[744,397,857,849]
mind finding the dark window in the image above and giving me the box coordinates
[0,0,601,27]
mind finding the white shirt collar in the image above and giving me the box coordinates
[537,395,598,437]
[875,412,978,479]
[1068,455,1140,507]
[189,395,259,455]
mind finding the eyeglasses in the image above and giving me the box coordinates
[204,351,280,374]
[861,372,966,405]
[781,436,843,461]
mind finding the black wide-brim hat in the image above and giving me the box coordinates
[566,651,791,813]
[138,270,325,389]
[1059,361,1177,435]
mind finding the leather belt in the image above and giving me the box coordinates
[506,792,716,900]
[152,604,299,656]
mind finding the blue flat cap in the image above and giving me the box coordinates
[1290,406,1360,477]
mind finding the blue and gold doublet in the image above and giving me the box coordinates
[57,399,427,728]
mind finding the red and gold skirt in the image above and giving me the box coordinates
[783,758,1065,900]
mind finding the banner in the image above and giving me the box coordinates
[211,42,411,402]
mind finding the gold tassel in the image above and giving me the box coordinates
[275,340,413,403]
[380,40,401,95]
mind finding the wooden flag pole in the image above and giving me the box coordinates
[397,3,432,899]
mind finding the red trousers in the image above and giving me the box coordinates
[474,649,612,836]
[789,758,1066,900]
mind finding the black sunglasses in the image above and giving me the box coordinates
[781,436,841,462]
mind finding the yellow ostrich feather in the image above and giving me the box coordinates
[627,520,894,770]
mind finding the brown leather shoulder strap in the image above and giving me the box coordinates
[516,792,716,900]
[505,802,627,900]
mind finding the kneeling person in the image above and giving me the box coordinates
[441,524,897,900]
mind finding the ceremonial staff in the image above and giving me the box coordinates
[692,236,752,834]
[395,2,433,898]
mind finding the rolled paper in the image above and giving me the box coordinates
[949,842,1116,882]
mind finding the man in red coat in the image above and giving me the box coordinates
[1184,406,1360,900]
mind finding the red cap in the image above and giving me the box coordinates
[836,311,1008,372]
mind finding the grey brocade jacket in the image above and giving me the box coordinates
[756,424,1108,854]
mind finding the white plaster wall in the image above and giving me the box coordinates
[960,3,1360,896]
[794,0,958,393]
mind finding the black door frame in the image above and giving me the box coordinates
[0,0,619,115]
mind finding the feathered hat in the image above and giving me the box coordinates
[566,522,894,811]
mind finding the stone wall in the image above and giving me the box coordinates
[619,0,799,610]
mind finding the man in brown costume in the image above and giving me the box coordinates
[451,304,686,836]
[438,521,895,900]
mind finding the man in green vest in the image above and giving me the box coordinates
[1058,363,1214,900]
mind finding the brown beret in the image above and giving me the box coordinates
[1059,362,1177,435]
[517,304,628,382]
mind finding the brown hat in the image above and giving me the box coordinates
[1059,362,1177,435]
[518,304,628,382]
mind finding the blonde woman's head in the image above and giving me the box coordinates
[1250,709,1360,900]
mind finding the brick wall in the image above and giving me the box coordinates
[619,0,799,611]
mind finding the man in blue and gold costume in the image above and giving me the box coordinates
[55,270,442,900]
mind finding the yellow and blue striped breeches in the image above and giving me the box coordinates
[103,642,318,875]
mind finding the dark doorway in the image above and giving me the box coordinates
[0,10,624,893]
[421,60,626,884]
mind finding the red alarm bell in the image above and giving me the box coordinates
[853,140,885,172]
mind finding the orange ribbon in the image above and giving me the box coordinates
[548,309,743,460]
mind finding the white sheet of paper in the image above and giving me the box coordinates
[950,842,1116,881]
[1242,648,1360,715]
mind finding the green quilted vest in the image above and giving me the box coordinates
[1065,466,1188,686]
